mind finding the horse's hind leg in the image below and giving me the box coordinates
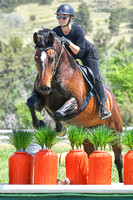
[112,144,123,183]
[83,139,95,157]
[54,97,78,121]
[27,92,46,128]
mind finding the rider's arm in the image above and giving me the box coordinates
[69,42,80,55]
[69,27,85,57]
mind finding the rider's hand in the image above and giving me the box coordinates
[60,36,71,46]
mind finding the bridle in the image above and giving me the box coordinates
[35,42,65,75]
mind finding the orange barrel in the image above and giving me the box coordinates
[9,152,33,184]
[34,149,58,184]
[124,150,133,184]
[65,149,88,184]
[88,151,112,185]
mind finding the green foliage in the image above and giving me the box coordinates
[67,125,87,149]
[15,100,44,129]
[128,9,133,29]
[34,127,58,149]
[0,0,53,12]
[9,36,22,53]
[0,36,36,128]
[114,37,129,52]
[122,130,133,150]
[101,50,133,104]
[7,130,33,151]
[109,10,120,35]
[108,7,129,35]
[74,2,93,34]
[106,61,133,103]
[86,125,119,150]
[119,100,133,127]
[0,146,15,183]
[93,29,112,58]
[15,101,33,128]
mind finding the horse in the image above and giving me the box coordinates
[27,28,123,182]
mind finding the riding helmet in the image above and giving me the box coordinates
[56,4,74,17]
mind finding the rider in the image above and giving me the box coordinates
[52,4,111,120]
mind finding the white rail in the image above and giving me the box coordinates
[0,183,133,194]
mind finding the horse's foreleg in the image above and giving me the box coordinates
[54,97,78,121]
[27,92,46,128]
[55,121,67,133]
[112,144,123,183]
[29,107,46,128]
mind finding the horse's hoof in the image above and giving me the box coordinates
[39,120,46,127]
[54,111,63,121]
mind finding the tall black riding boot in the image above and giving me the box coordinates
[95,80,112,120]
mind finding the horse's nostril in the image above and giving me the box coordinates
[39,86,51,94]
[44,87,51,92]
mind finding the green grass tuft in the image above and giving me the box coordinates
[34,126,58,149]
[86,125,120,150]
[7,130,33,151]
[67,125,87,149]
[122,129,133,150]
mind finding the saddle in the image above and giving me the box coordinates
[77,63,95,91]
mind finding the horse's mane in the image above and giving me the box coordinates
[35,27,60,48]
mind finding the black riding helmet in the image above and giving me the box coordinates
[56,4,74,17]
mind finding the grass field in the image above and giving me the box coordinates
[0,142,130,184]
[0,0,132,45]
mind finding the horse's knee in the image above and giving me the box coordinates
[27,92,38,108]
[54,97,78,121]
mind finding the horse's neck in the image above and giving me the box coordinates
[59,48,77,74]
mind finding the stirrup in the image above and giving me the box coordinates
[99,106,112,120]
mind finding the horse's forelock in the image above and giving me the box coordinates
[35,28,61,48]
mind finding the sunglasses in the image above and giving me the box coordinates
[56,15,68,20]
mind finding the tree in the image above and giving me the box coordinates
[93,29,112,59]
[0,36,36,128]
[109,10,120,35]
[101,50,133,104]
[74,2,93,34]
[128,9,133,29]
[9,36,22,53]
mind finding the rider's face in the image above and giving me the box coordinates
[56,14,70,27]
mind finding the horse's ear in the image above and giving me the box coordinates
[33,32,40,44]
[48,32,55,44]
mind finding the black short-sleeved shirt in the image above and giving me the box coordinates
[52,24,99,61]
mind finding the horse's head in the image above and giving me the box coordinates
[33,28,60,95]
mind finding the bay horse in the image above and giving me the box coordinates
[27,28,123,182]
